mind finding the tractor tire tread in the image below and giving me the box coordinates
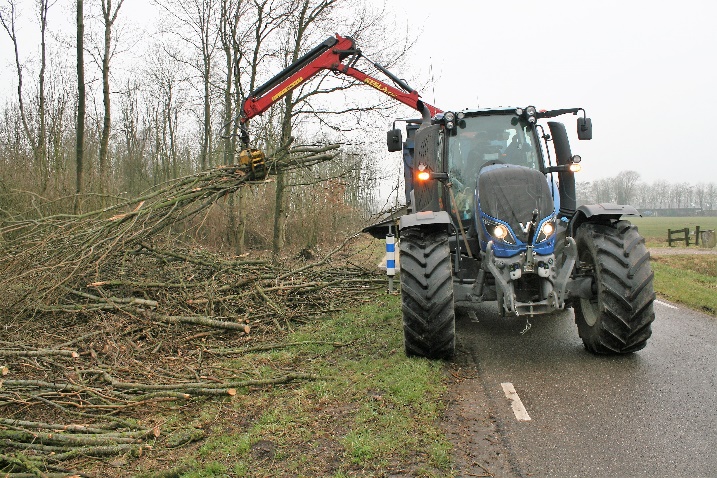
[400,228,455,359]
[574,221,655,354]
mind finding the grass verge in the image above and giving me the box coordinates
[650,255,717,316]
[626,216,717,315]
[136,293,452,477]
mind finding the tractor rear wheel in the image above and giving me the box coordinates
[574,220,655,354]
[399,227,455,359]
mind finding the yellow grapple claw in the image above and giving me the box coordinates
[238,149,267,179]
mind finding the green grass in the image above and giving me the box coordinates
[629,216,717,246]
[651,255,717,315]
[153,293,452,477]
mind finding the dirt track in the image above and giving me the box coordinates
[649,247,717,255]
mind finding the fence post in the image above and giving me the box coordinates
[696,226,701,246]
[684,227,690,246]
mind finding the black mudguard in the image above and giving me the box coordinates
[568,203,640,237]
[399,211,452,231]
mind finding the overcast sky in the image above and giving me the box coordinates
[1,0,715,185]
[376,0,717,185]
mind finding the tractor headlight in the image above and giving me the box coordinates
[493,224,508,239]
[484,219,516,245]
[536,218,556,243]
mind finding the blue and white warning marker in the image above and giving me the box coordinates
[385,233,396,277]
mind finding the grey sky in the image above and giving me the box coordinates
[377,0,717,184]
[2,0,714,185]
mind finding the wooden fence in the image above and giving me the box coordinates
[667,226,716,247]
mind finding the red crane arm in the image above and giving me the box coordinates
[240,34,441,124]
[337,64,442,118]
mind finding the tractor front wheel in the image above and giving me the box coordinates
[399,227,455,359]
[574,221,655,354]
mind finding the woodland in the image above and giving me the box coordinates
[1,0,713,474]
[0,0,412,474]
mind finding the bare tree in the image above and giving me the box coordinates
[614,170,640,205]
[75,0,86,213]
[98,0,125,198]
[37,0,49,191]
[198,0,217,170]
[0,0,49,190]
[670,183,685,208]
[154,0,221,171]
[233,0,290,253]
[706,183,716,211]
[147,45,190,183]
[271,0,338,259]
[219,0,242,252]
[592,178,613,203]
[694,183,706,211]
[576,181,594,206]
[684,183,694,209]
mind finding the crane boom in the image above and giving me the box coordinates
[240,34,441,127]
[235,34,441,178]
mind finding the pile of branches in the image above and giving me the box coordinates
[0,143,341,316]
[0,143,389,475]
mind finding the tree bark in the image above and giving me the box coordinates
[75,0,85,214]
[99,0,125,200]
[38,0,48,192]
[199,0,216,170]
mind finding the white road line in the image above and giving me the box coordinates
[655,299,678,310]
[501,382,531,421]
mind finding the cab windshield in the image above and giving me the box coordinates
[447,114,540,190]
[447,114,541,221]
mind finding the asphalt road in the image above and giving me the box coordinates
[452,299,717,477]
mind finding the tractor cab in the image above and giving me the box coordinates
[382,105,652,360]
[442,110,544,230]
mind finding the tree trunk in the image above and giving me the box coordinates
[272,170,287,259]
[220,0,239,252]
[199,0,215,171]
[99,0,124,201]
[270,0,336,259]
[0,2,41,183]
[38,0,48,193]
[75,0,85,214]
[201,59,211,170]
[237,187,246,254]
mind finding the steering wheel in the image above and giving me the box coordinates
[480,159,505,170]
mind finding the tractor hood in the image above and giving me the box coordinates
[477,164,554,250]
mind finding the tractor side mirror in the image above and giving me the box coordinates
[577,117,592,140]
[387,128,403,152]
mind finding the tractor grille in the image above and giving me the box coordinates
[477,165,553,244]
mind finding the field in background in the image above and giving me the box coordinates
[629,216,717,247]
[628,216,716,316]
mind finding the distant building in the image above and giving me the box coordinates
[638,208,716,217]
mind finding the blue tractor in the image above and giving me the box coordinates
[230,34,654,361]
[380,106,655,359]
